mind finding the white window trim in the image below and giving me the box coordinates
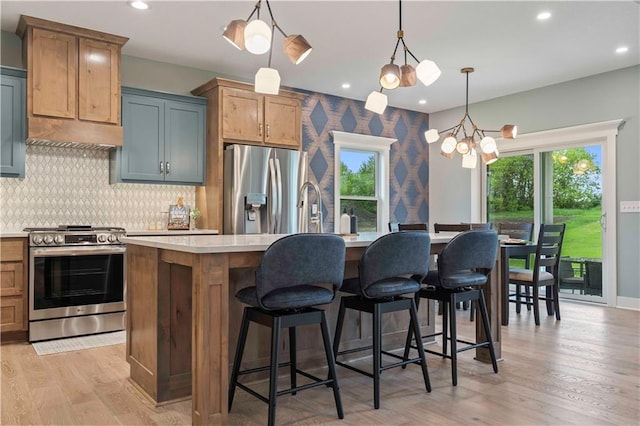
[332,131,396,232]
[476,119,622,307]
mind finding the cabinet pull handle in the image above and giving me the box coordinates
[259,123,263,136]
[160,161,164,174]
[266,124,270,138]
[166,162,170,174]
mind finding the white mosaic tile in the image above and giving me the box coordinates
[0,145,196,232]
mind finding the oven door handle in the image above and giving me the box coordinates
[30,246,127,257]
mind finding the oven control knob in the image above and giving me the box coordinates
[43,235,54,245]
[97,234,108,243]
[32,235,43,245]
[54,235,65,245]
[108,234,118,243]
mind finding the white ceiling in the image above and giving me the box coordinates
[1,1,638,113]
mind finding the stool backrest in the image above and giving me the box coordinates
[438,230,498,288]
[359,232,431,290]
[434,223,471,233]
[256,234,346,300]
[398,223,428,231]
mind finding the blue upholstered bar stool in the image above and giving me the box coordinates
[404,230,499,386]
[228,234,346,426]
[333,231,431,409]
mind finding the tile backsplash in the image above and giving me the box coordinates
[0,145,196,232]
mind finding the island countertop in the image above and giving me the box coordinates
[120,231,459,254]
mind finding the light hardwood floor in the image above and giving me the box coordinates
[2,301,639,425]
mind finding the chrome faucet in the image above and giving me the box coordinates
[297,181,323,233]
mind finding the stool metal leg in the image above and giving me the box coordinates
[401,292,421,367]
[268,316,282,426]
[409,297,431,393]
[373,303,382,409]
[320,311,344,419]
[289,327,297,396]
[478,290,498,373]
[333,297,346,357]
[442,298,449,357]
[449,292,458,386]
[229,307,250,411]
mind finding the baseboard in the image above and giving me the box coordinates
[616,296,640,310]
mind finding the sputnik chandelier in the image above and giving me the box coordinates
[365,0,441,115]
[222,0,312,95]
[424,67,517,168]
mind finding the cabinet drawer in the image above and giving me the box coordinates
[0,239,25,261]
[0,295,25,332]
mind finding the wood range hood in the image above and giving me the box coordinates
[16,15,128,149]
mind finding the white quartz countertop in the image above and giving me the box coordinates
[120,232,458,254]
[126,229,219,236]
[0,232,28,238]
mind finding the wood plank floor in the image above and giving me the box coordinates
[2,301,639,425]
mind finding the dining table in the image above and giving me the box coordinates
[120,231,502,425]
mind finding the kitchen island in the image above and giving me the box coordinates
[120,232,501,425]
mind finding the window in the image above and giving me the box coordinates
[332,131,395,232]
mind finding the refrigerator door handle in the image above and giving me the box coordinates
[275,158,283,234]
[268,158,278,233]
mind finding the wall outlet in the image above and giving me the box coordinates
[620,201,640,213]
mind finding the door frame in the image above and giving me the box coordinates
[475,119,623,307]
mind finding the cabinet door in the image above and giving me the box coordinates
[221,88,263,143]
[164,100,206,184]
[78,38,120,124]
[1,73,26,178]
[264,95,301,148]
[31,28,76,119]
[120,94,165,181]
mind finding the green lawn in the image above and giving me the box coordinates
[491,207,602,259]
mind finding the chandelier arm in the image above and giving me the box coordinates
[249,1,261,20]
[267,22,275,67]
[390,38,402,62]
[272,21,288,38]
[404,47,421,64]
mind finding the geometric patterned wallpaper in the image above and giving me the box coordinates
[0,145,195,232]
[299,90,430,232]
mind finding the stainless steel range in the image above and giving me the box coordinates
[25,225,126,342]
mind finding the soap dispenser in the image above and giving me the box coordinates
[340,208,351,234]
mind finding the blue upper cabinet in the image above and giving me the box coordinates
[1,67,26,178]
[111,87,206,185]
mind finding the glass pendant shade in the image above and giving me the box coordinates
[254,67,280,95]
[424,129,440,143]
[284,34,312,64]
[441,134,457,155]
[456,137,473,155]
[416,59,442,86]
[223,20,247,50]
[501,124,518,139]
[479,136,497,154]
[379,63,401,89]
[365,91,388,114]
[462,149,478,169]
[399,64,417,87]
[244,19,272,54]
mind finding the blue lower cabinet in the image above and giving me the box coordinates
[111,87,206,185]
[1,68,26,178]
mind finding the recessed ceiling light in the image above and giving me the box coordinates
[616,46,629,54]
[130,1,149,10]
[418,99,427,105]
[341,83,351,89]
[537,11,551,20]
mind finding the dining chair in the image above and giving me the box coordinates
[434,223,471,233]
[508,223,566,325]
[464,222,494,230]
[403,230,499,385]
[398,223,428,231]
[499,222,535,306]
[333,232,431,409]
[229,234,346,426]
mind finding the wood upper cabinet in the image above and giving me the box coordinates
[219,84,302,148]
[191,78,305,232]
[0,238,28,337]
[16,15,128,147]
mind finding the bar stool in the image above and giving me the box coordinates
[228,233,346,426]
[333,231,431,409]
[403,230,499,386]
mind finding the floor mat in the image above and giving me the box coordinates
[31,330,126,355]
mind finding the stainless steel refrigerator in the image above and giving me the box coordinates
[223,144,308,234]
